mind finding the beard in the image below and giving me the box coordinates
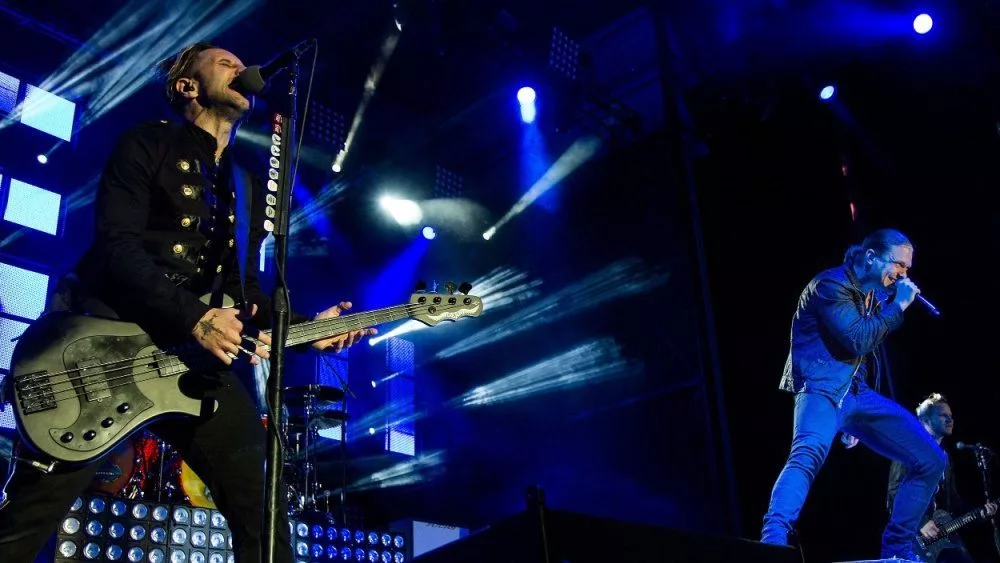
[202,87,250,121]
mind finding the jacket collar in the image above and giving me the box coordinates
[180,120,231,165]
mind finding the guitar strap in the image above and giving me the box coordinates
[229,163,253,310]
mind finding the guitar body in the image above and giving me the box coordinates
[10,313,203,464]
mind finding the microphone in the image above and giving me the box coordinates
[231,39,315,96]
[891,278,941,317]
[957,442,990,451]
[916,294,941,317]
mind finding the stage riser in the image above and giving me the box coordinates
[412,509,801,563]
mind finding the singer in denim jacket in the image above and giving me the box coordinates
[761,229,947,560]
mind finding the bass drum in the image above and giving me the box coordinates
[179,460,216,508]
[89,437,136,497]
[89,431,163,499]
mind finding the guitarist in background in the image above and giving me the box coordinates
[887,393,998,562]
[0,43,374,562]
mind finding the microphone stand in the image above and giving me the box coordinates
[263,57,300,563]
[972,447,1000,557]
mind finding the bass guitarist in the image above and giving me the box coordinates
[887,393,998,562]
[0,43,374,562]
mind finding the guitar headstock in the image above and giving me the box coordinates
[408,281,483,326]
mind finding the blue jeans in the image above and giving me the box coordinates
[761,388,946,556]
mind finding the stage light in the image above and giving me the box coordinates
[517,87,536,105]
[914,14,933,34]
[332,162,343,173]
[53,495,236,563]
[819,85,836,101]
[0,71,18,115]
[37,154,48,164]
[20,84,75,141]
[483,228,495,240]
[369,427,377,435]
[517,87,537,124]
[379,196,422,226]
[421,226,435,240]
[0,262,50,320]
[4,178,61,235]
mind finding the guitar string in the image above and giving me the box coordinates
[14,301,462,396]
[14,300,471,389]
[15,302,478,405]
[17,304,455,405]
[13,306,403,393]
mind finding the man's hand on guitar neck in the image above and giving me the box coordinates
[192,305,272,365]
[312,301,377,353]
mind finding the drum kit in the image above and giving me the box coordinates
[89,384,349,517]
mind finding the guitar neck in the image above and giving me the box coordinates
[942,498,997,535]
[273,304,414,348]
[943,511,979,535]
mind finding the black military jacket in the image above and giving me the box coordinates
[70,119,302,345]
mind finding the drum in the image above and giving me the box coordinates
[90,431,165,499]
[179,460,216,508]
[90,438,136,497]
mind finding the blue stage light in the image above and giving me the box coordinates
[819,85,836,101]
[4,178,62,235]
[517,87,536,105]
[421,226,435,240]
[20,84,75,141]
[0,262,50,320]
[517,87,537,123]
[914,14,933,34]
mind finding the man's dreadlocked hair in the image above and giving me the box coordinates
[159,42,216,111]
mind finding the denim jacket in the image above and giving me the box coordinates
[778,266,905,404]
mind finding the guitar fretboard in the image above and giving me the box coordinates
[278,304,415,348]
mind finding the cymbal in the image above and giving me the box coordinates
[286,411,348,428]
[281,384,345,405]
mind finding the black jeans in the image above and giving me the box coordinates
[0,371,292,562]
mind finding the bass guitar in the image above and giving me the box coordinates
[8,290,482,464]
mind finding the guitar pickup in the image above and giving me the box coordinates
[17,371,56,414]
[75,359,112,402]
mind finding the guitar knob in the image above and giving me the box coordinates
[60,432,74,443]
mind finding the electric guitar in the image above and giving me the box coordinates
[7,289,482,464]
[916,499,998,562]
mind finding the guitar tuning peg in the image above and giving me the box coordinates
[414,280,427,293]
[444,281,457,295]
[458,281,473,295]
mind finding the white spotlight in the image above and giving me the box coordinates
[379,195,422,226]
[483,228,495,241]
[37,154,48,164]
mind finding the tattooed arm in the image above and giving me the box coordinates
[191,307,270,366]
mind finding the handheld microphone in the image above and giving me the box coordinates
[892,278,941,317]
[916,294,941,317]
[231,39,315,96]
